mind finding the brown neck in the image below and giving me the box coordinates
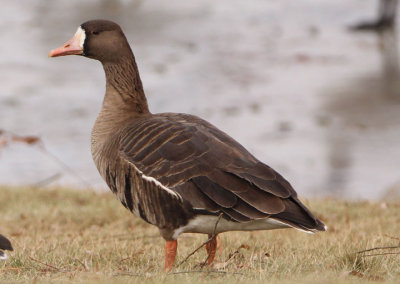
[102,54,150,115]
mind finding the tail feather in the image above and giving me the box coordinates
[272,197,327,232]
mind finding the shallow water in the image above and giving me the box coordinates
[1,0,399,200]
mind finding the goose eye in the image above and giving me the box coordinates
[92,31,99,35]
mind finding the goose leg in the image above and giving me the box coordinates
[164,240,177,271]
[205,234,218,265]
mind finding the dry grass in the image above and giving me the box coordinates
[0,186,399,283]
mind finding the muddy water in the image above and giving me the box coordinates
[1,0,399,199]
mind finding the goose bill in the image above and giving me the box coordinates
[48,26,85,57]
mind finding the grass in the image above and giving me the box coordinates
[0,186,399,283]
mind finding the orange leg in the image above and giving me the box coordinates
[164,240,177,272]
[205,234,218,265]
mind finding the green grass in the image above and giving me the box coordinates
[0,186,399,283]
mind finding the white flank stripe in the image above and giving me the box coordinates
[141,174,180,198]
[125,159,182,200]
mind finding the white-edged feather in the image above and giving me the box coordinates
[123,158,182,200]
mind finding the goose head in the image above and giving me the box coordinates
[49,20,132,63]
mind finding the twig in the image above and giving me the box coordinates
[213,213,223,236]
[357,245,400,254]
[118,234,159,241]
[170,270,244,276]
[113,271,144,277]
[37,146,93,190]
[200,213,223,268]
[361,252,400,257]
[176,238,210,267]
[29,256,66,272]
[119,256,136,263]
[383,234,400,242]
[224,249,240,264]
[32,173,62,188]
[177,213,223,268]
[72,258,89,271]
[0,129,93,189]
[0,267,20,271]
[217,243,251,268]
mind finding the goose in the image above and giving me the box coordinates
[49,20,326,271]
[0,234,13,260]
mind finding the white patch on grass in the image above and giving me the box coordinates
[0,251,8,260]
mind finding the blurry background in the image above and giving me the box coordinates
[0,0,399,200]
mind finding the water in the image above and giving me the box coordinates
[1,0,399,200]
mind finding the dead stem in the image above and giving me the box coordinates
[170,270,244,276]
[357,245,400,254]
[383,234,400,242]
[0,129,93,189]
[177,213,223,268]
[361,252,400,257]
[29,256,66,272]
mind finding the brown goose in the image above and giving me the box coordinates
[49,20,326,271]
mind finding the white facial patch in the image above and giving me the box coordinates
[75,26,86,49]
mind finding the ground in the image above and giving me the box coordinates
[0,186,399,283]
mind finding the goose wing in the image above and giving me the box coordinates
[119,113,324,230]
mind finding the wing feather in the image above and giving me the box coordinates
[118,113,324,230]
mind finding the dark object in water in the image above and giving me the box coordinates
[351,0,397,31]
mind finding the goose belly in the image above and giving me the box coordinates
[172,215,291,239]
